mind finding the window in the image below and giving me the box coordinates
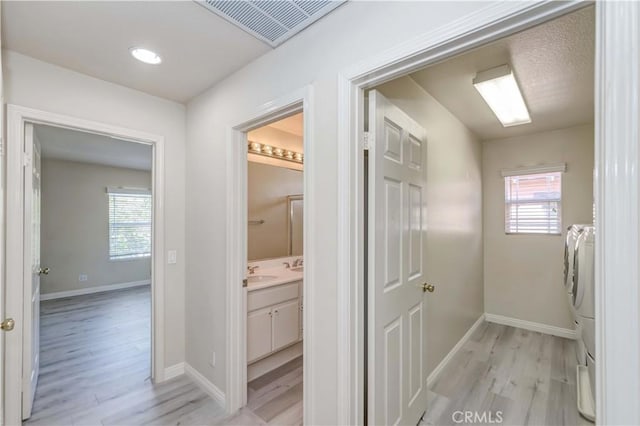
[504,171,562,234]
[108,189,152,260]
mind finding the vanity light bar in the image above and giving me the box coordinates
[248,141,303,164]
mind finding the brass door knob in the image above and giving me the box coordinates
[38,267,50,275]
[1,318,15,331]
[422,283,435,293]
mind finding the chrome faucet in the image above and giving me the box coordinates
[247,265,259,275]
[292,258,303,267]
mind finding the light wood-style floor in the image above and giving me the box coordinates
[28,287,587,426]
[210,357,303,426]
[247,357,303,424]
[25,286,226,426]
[421,321,592,426]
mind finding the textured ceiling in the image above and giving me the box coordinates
[36,124,152,171]
[2,1,271,103]
[410,6,595,141]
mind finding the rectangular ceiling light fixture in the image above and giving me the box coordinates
[196,0,346,48]
[473,64,531,127]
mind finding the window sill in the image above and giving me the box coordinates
[109,255,151,262]
[505,232,562,236]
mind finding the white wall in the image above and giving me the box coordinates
[41,158,151,294]
[3,50,187,367]
[483,123,594,329]
[248,162,303,261]
[375,76,484,375]
[185,2,488,422]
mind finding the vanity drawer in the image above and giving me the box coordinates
[248,281,300,312]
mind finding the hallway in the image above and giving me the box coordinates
[25,287,225,426]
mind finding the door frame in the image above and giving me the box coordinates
[5,105,167,425]
[336,1,640,425]
[225,86,313,420]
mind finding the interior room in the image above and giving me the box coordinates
[244,113,304,424]
[25,125,158,424]
[366,6,594,425]
[2,1,639,426]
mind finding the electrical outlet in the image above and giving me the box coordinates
[79,274,88,282]
[209,351,216,367]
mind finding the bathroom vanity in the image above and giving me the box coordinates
[246,258,303,380]
[247,280,302,362]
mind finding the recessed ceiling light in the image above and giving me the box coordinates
[129,47,162,65]
[473,64,531,127]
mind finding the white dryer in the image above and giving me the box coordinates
[564,225,589,306]
[574,226,595,321]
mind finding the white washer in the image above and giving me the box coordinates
[574,226,596,422]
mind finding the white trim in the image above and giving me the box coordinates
[4,105,167,426]
[39,280,151,301]
[484,313,578,340]
[164,362,185,381]
[500,163,566,177]
[185,363,226,407]
[595,2,640,425]
[225,86,313,421]
[336,2,591,424]
[427,315,485,388]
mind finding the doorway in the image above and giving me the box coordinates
[332,1,639,424]
[225,87,313,421]
[4,106,167,426]
[244,113,304,424]
[362,6,595,424]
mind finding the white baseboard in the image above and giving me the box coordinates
[484,313,578,340]
[164,362,185,380]
[184,363,226,407]
[40,279,151,301]
[427,314,485,388]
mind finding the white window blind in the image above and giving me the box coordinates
[505,171,562,234]
[108,190,152,260]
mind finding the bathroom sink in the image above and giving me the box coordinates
[247,275,277,283]
[290,266,303,272]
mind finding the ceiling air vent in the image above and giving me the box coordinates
[196,0,346,47]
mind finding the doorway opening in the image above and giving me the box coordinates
[244,112,304,424]
[360,5,595,426]
[4,106,166,426]
[22,124,154,423]
[223,87,312,423]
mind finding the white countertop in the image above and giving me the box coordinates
[246,266,303,291]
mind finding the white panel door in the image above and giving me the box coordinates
[368,90,428,425]
[22,123,41,419]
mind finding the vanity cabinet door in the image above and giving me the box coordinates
[247,307,272,363]
[272,299,301,351]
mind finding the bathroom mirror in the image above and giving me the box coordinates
[287,195,303,256]
[248,162,303,261]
